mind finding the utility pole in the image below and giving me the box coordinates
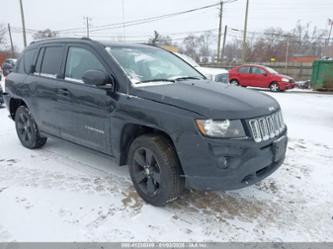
[221,25,228,63]
[242,0,249,63]
[19,0,27,47]
[285,38,289,72]
[216,0,223,63]
[325,18,333,56]
[84,16,91,38]
[122,0,126,41]
[7,24,15,57]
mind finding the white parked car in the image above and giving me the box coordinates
[175,53,229,83]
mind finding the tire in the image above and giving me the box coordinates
[128,134,184,206]
[230,79,239,86]
[15,106,47,149]
[269,82,280,92]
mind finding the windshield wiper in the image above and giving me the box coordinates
[136,79,175,84]
[173,76,203,81]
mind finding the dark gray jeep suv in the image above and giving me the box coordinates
[3,38,287,206]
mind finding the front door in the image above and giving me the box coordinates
[250,66,268,87]
[57,45,116,154]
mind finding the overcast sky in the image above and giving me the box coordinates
[2,0,333,51]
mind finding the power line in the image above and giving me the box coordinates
[86,28,218,38]
[9,1,240,38]
[230,27,332,41]
[56,2,228,34]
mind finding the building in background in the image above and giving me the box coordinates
[288,55,319,63]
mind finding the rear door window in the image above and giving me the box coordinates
[39,46,64,77]
[238,66,250,74]
[65,47,105,83]
[35,48,45,74]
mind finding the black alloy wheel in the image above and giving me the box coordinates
[132,147,161,197]
[128,134,184,206]
[15,106,47,149]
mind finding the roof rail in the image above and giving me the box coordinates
[81,37,92,41]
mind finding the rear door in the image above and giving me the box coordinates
[237,66,251,86]
[27,45,65,136]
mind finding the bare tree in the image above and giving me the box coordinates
[224,22,327,63]
[181,35,200,61]
[289,21,326,57]
[148,30,160,45]
[32,29,57,40]
[0,24,7,49]
[148,30,173,46]
[179,31,215,62]
[196,31,215,63]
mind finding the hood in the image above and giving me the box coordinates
[132,80,280,119]
[274,74,293,80]
[198,67,228,76]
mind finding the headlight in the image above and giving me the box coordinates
[281,78,289,82]
[195,119,246,138]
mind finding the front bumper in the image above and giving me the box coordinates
[177,130,288,191]
[279,82,295,90]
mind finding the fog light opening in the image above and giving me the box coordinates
[217,157,229,169]
[241,174,255,185]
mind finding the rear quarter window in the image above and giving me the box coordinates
[15,58,24,74]
[238,66,250,73]
[23,48,37,73]
[14,49,37,74]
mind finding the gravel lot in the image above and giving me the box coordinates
[0,90,332,242]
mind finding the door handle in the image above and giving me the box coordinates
[57,88,70,97]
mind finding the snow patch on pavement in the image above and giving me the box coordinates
[0,92,332,241]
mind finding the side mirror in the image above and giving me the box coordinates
[263,73,268,76]
[82,70,115,91]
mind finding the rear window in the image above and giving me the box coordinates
[15,49,36,74]
[40,46,64,76]
[15,58,24,74]
[23,49,37,73]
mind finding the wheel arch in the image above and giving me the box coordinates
[118,123,182,171]
[268,80,280,87]
[229,78,239,84]
[9,98,27,119]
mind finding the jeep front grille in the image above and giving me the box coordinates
[249,111,285,143]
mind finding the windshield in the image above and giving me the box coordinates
[175,53,200,67]
[264,66,279,74]
[106,46,204,84]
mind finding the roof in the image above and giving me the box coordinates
[241,64,266,67]
[29,37,154,50]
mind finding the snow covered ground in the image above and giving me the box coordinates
[0,89,332,242]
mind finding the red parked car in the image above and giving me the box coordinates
[229,64,295,92]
